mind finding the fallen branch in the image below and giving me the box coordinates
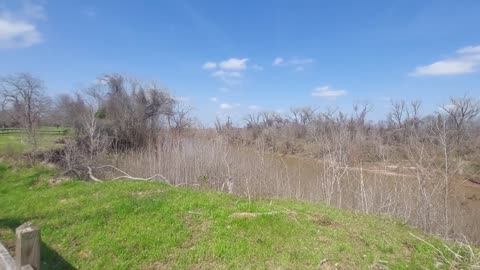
[229,210,297,219]
[87,165,170,184]
[87,166,103,182]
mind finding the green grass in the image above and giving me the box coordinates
[0,163,467,269]
[0,127,66,155]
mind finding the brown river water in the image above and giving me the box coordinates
[225,149,480,244]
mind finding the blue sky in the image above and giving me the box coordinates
[1,0,479,124]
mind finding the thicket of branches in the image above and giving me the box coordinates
[1,73,193,174]
[217,98,480,168]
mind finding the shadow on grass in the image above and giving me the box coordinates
[0,218,77,270]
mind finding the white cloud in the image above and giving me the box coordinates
[0,1,45,49]
[410,44,480,76]
[211,70,242,79]
[220,103,232,109]
[312,86,347,98]
[289,57,314,65]
[219,58,248,70]
[202,61,217,70]
[412,61,476,76]
[202,57,249,84]
[272,57,284,66]
[219,103,240,110]
[457,45,480,54]
[272,57,314,71]
[210,97,218,102]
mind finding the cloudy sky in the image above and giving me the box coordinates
[1,0,479,124]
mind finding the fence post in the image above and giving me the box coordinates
[15,223,40,270]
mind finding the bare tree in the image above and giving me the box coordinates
[215,116,233,133]
[0,98,9,128]
[289,106,316,125]
[99,74,176,149]
[81,86,110,162]
[260,111,283,128]
[1,73,50,148]
[425,114,459,237]
[353,102,373,127]
[388,100,406,129]
[244,112,261,128]
[169,103,193,135]
[407,100,422,131]
[440,95,480,143]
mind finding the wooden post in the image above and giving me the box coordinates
[15,223,40,270]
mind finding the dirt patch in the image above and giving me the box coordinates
[309,214,336,227]
[229,212,258,219]
[78,250,92,259]
[49,176,70,186]
[318,259,340,269]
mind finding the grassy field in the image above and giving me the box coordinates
[0,163,471,269]
[0,131,476,269]
[0,127,66,155]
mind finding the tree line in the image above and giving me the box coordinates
[2,72,479,170]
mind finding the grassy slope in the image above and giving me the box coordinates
[0,163,461,269]
[0,132,469,269]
